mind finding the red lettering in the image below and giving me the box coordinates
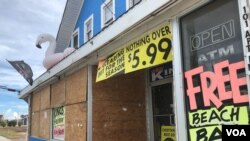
[214,60,232,100]
[201,72,222,108]
[185,67,203,110]
[229,61,248,103]
[185,60,248,110]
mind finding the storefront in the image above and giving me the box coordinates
[20,0,250,141]
[180,0,250,140]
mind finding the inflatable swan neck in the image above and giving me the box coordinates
[35,34,56,48]
[36,33,76,70]
[36,34,57,56]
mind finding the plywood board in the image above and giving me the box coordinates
[66,67,87,105]
[93,67,145,102]
[92,120,147,141]
[51,79,66,108]
[39,109,51,139]
[31,111,40,137]
[40,86,50,110]
[92,66,147,141]
[32,92,41,112]
[93,101,145,121]
[65,103,87,141]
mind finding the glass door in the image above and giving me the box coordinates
[151,82,175,141]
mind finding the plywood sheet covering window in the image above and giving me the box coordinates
[66,67,87,104]
[39,110,51,139]
[32,92,41,112]
[65,103,87,141]
[51,79,66,108]
[92,66,147,141]
[31,111,40,137]
[40,86,50,110]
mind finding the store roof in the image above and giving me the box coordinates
[55,0,84,53]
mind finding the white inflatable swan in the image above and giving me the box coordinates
[35,33,76,69]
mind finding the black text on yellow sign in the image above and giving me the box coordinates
[96,49,124,82]
[161,126,176,141]
[125,23,173,73]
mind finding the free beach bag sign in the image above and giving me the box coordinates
[180,1,249,140]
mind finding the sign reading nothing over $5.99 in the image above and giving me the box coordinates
[124,23,173,73]
[96,23,173,82]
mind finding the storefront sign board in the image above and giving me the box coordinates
[96,23,173,82]
[96,48,124,82]
[125,23,173,73]
[161,126,176,141]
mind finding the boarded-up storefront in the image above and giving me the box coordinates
[30,67,87,141]
[20,0,250,141]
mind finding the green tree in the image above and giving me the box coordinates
[0,120,6,127]
[7,120,17,127]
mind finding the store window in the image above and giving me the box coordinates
[72,29,79,49]
[84,15,93,43]
[52,106,65,140]
[126,0,141,9]
[180,0,249,140]
[101,0,115,28]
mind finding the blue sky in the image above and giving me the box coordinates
[0,0,66,119]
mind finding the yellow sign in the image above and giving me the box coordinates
[189,125,221,141]
[96,23,173,82]
[188,106,249,141]
[96,48,124,82]
[188,105,249,127]
[161,126,176,141]
[125,23,173,73]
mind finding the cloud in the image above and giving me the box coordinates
[0,0,66,119]
[1,103,28,120]
[4,111,21,120]
[0,0,66,89]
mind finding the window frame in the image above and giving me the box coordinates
[126,0,142,10]
[101,0,115,28]
[71,28,79,49]
[84,14,94,43]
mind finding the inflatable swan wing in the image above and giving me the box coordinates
[35,33,75,69]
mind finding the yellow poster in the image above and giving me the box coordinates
[161,126,176,141]
[96,23,173,82]
[96,48,124,82]
[188,105,249,141]
[125,23,173,73]
[189,125,221,141]
[188,105,249,127]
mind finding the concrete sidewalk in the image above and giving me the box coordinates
[0,136,11,141]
